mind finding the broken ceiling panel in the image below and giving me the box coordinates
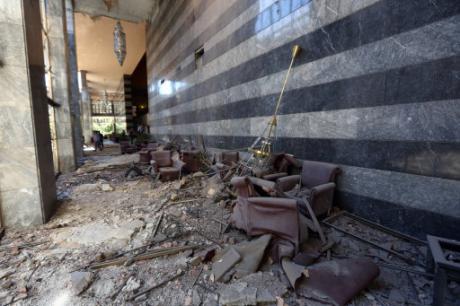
[74,0,158,22]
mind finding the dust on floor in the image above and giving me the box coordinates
[0,151,458,306]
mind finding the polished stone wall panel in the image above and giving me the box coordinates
[146,0,460,238]
[153,56,460,126]
[153,17,460,121]
[0,0,56,227]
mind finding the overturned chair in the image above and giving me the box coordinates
[230,176,309,259]
[150,150,184,181]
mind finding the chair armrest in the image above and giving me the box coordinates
[150,160,158,171]
[248,177,276,193]
[311,182,336,196]
[276,175,301,192]
[231,176,249,188]
[173,158,186,170]
[262,172,288,181]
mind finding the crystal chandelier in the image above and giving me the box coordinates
[113,21,126,66]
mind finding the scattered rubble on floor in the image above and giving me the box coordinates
[0,149,459,306]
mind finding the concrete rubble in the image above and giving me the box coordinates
[0,147,458,306]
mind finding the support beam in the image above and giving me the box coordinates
[43,0,81,173]
[65,0,83,164]
[0,0,56,227]
[79,70,93,144]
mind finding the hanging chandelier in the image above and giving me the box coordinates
[113,21,126,66]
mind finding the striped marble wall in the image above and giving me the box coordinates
[146,0,460,239]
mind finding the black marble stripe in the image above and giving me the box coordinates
[153,56,460,126]
[154,134,460,181]
[148,0,257,75]
[154,0,308,82]
[151,0,460,112]
[337,191,460,240]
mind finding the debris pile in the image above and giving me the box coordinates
[0,143,459,306]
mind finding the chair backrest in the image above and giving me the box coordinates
[301,160,340,189]
[231,176,257,198]
[151,150,172,167]
[221,151,239,165]
[271,153,299,173]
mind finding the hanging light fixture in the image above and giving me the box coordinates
[113,21,126,66]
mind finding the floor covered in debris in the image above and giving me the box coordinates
[0,146,459,306]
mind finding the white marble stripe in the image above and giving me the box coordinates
[338,165,460,218]
[151,15,460,120]
[150,0,380,101]
[149,0,239,74]
[151,100,460,142]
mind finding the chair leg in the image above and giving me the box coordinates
[433,267,447,306]
[301,199,327,244]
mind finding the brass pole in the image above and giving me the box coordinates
[263,45,301,152]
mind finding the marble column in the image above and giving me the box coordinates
[65,0,83,164]
[0,0,57,227]
[43,0,77,173]
[79,70,93,144]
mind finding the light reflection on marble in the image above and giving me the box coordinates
[151,15,460,121]
[152,99,460,144]
[149,0,380,105]
[149,0,238,74]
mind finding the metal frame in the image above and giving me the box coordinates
[426,235,460,306]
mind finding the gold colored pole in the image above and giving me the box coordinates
[267,45,301,140]
[262,44,300,154]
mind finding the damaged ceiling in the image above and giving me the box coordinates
[75,13,146,97]
[74,0,159,22]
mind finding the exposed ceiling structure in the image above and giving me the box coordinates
[74,0,158,22]
[75,13,146,98]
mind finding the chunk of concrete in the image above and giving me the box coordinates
[122,277,141,292]
[212,247,241,282]
[232,234,271,278]
[73,183,100,193]
[70,271,93,295]
[256,289,277,304]
[219,282,257,306]
[52,219,145,249]
[100,184,114,192]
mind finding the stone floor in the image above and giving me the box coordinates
[0,146,458,306]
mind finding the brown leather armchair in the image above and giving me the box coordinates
[181,149,203,173]
[276,160,340,217]
[230,176,309,258]
[150,150,184,181]
[139,143,159,164]
[120,140,137,154]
